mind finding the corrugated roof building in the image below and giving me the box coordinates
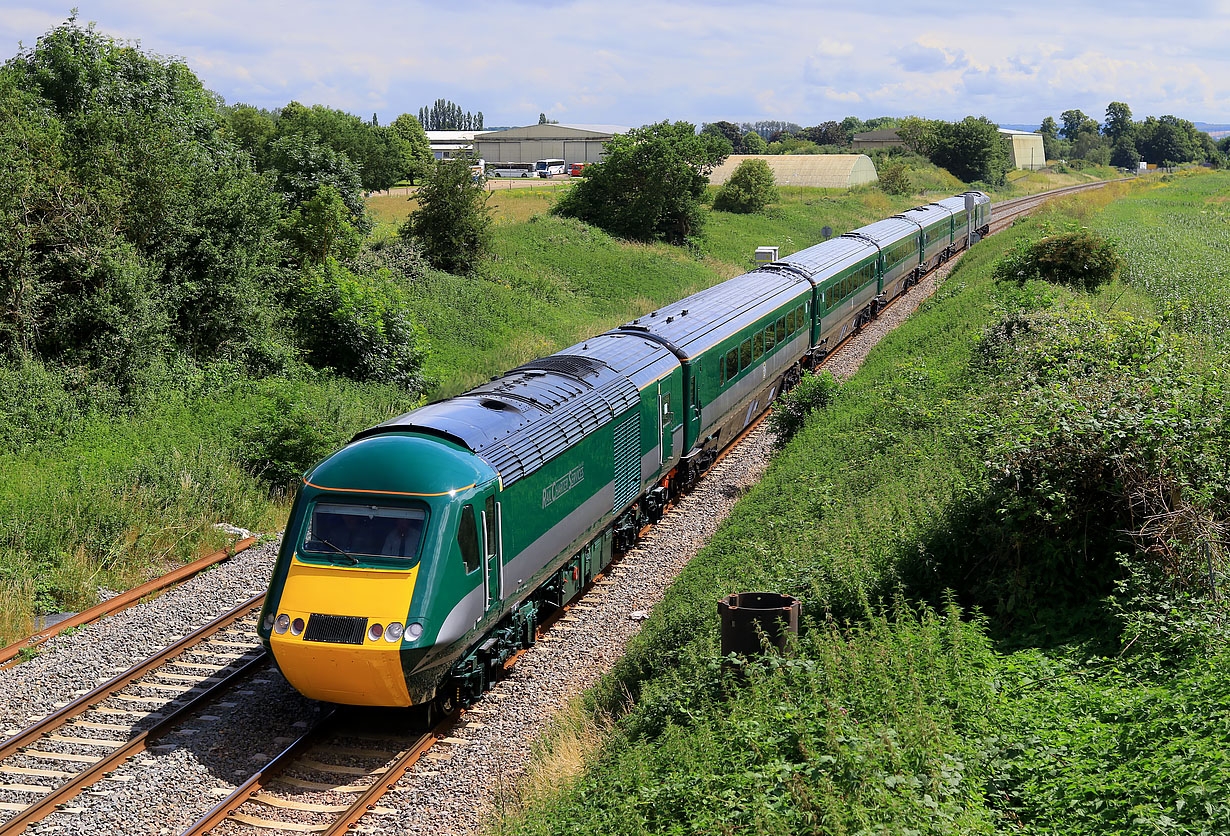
[474,123,629,166]
[709,155,879,189]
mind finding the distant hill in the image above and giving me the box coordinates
[999,121,1230,137]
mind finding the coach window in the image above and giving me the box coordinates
[776,317,786,341]
[725,348,738,383]
[786,308,796,333]
[458,504,480,574]
[739,338,752,370]
[795,305,805,331]
[764,323,776,352]
[753,331,764,360]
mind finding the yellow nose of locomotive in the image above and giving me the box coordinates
[268,558,419,706]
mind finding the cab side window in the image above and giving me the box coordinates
[458,504,480,574]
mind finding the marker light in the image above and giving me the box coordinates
[368,622,384,641]
[274,614,290,634]
[384,622,403,642]
[262,614,274,632]
[406,622,424,641]
[291,618,305,636]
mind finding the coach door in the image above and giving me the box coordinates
[658,381,675,465]
[482,495,502,610]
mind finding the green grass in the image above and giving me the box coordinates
[494,171,1230,836]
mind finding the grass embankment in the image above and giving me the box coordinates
[495,170,1230,835]
[0,186,924,642]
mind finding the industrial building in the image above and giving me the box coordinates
[852,129,906,151]
[473,123,629,165]
[709,154,879,189]
[997,128,1046,170]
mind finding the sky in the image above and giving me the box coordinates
[4,1,1230,130]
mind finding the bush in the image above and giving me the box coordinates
[553,121,727,244]
[878,161,913,195]
[993,229,1122,291]
[712,158,778,214]
[238,393,348,489]
[767,370,839,447]
[402,157,491,273]
[290,259,430,391]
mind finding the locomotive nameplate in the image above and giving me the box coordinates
[542,465,584,509]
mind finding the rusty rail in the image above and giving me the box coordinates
[0,536,257,667]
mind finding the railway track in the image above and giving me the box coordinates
[0,596,268,835]
[988,178,1127,232]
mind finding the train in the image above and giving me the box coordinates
[257,190,992,712]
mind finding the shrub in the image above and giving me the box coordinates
[712,158,778,214]
[290,259,430,391]
[993,230,1122,291]
[402,157,492,273]
[552,121,727,244]
[238,393,347,489]
[767,370,839,447]
[878,161,913,195]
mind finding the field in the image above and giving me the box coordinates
[494,170,1230,836]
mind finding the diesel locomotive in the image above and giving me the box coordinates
[257,191,992,710]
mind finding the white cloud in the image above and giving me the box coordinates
[3,1,1230,127]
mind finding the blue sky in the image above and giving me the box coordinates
[4,1,1230,129]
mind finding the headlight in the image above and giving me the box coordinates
[368,622,384,641]
[406,622,424,641]
[384,622,403,642]
[274,614,290,634]
[291,618,305,636]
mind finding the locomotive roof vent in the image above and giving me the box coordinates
[480,398,520,412]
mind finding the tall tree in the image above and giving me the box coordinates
[701,120,745,154]
[390,113,433,184]
[418,98,481,131]
[1060,109,1098,141]
[1103,101,1133,141]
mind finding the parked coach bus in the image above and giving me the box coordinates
[491,162,535,178]
[535,158,566,178]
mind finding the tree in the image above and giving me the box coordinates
[1136,115,1197,165]
[1103,102,1133,142]
[1038,116,1058,139]
[224,104,277,162]
[798,121,846,146]
[390,113,433,184]
[553,121,727,244]
[273,101,405,191]
[401,158,491,273]
[0,14,289,379]
[539,112,547,124]
[897,116,940,156]
[265,133,370,235]
[280,184,362,264]
[1038,116,1062,162]
[713,158,777,213]
[418,98,482,131]
[741,130,768,154]
[1110,136,1141,170]
[701,121,744,154]
[929,116,1010,185]
[1060,109,1099,141]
